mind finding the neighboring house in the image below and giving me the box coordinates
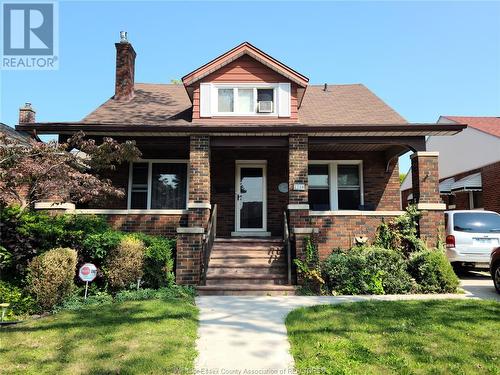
[401,116,500,213]
[16,34,465,292]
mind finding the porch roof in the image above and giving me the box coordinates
[17,122,466,137]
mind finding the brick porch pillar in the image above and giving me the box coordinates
[176,135,211,285]
[288,134,313,266]
[410,151,446,248]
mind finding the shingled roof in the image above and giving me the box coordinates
[82,83,407,126]
[440,116,500,138]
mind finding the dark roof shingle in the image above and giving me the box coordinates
[82,82,407,126]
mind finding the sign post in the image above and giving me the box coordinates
[78,263,97,299]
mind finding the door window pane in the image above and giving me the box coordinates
[151,163,187,209]
[239,167,263,229]
[218,89,234,112]
[238,89,254,113]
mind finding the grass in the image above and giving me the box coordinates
[286,300,499,375]
[0,298,198,374]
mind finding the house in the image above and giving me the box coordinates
[16,33,465,293]
[401,116,500,213]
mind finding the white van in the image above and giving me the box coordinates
[445,210,500,269]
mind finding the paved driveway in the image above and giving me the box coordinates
[459,270,499,301]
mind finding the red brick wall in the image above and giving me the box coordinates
[482,161,500,213]
[310,214,401,259]
[105,214,187,237]
[289,134,309,205]
[411,154,441,204]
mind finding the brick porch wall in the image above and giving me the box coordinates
[105,214,187,236]
[310,214,403,259]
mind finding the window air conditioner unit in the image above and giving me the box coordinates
[257,101,273,113]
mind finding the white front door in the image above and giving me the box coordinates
[235,162,267,232]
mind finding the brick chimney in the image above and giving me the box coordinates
[19,102,36,123]
[114,31,136,101]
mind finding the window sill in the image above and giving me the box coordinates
[309,210,405,216]
[73,209,188,215]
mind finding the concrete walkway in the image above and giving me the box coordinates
[195,293,471,373]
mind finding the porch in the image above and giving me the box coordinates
[55,133,446,288]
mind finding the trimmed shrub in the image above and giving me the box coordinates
[106,236,145,291]
[132,233,175,288]
[26,248,78,310]
[0,281,35,319]
[408,250,460,293]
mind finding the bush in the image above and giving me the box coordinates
[0,206,110,281]
[81,230,124,261]
[322,247,414,295]
[132,233,176,288]
[26,248,78,310]
[374,205,426,257]
[0,281,35,319]
[106,236,145,291]
[408,250,460,293]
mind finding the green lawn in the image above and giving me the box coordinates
[286,300,499,375]
[0,298,198,374]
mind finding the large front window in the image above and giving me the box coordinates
[308,161,363,211]
[129,161,188,210]
[215,86,276,115]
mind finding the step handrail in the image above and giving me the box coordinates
[283,210,292,285]
[201,204,217,285]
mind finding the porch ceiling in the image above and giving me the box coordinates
[309,143,393,152]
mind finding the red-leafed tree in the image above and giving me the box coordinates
[0,131,141,211]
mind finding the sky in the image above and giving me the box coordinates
[1,0,499,173]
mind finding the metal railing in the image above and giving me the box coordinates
[201,204,217,285]
[283,211,292,285]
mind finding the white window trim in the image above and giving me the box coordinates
[128,159,189,210]
[211,82,279,116]
[308,160,364,211]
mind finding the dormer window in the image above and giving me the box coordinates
[199,82,291,118]
[215,85,277,115]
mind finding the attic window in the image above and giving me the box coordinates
[214,85,277,115]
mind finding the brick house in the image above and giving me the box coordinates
[401,116,499,213]
[16,34,465,294]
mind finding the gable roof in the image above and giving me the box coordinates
[181,42,309,88]
[81,83,406,126]
[440,116,500,138]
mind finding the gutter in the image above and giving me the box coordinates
[16,122,467,136]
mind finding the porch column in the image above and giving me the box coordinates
[410,151,446,248]
[176,135,211,285]
[288,134,312,264]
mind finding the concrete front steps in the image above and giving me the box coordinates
[197,238,296,296]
